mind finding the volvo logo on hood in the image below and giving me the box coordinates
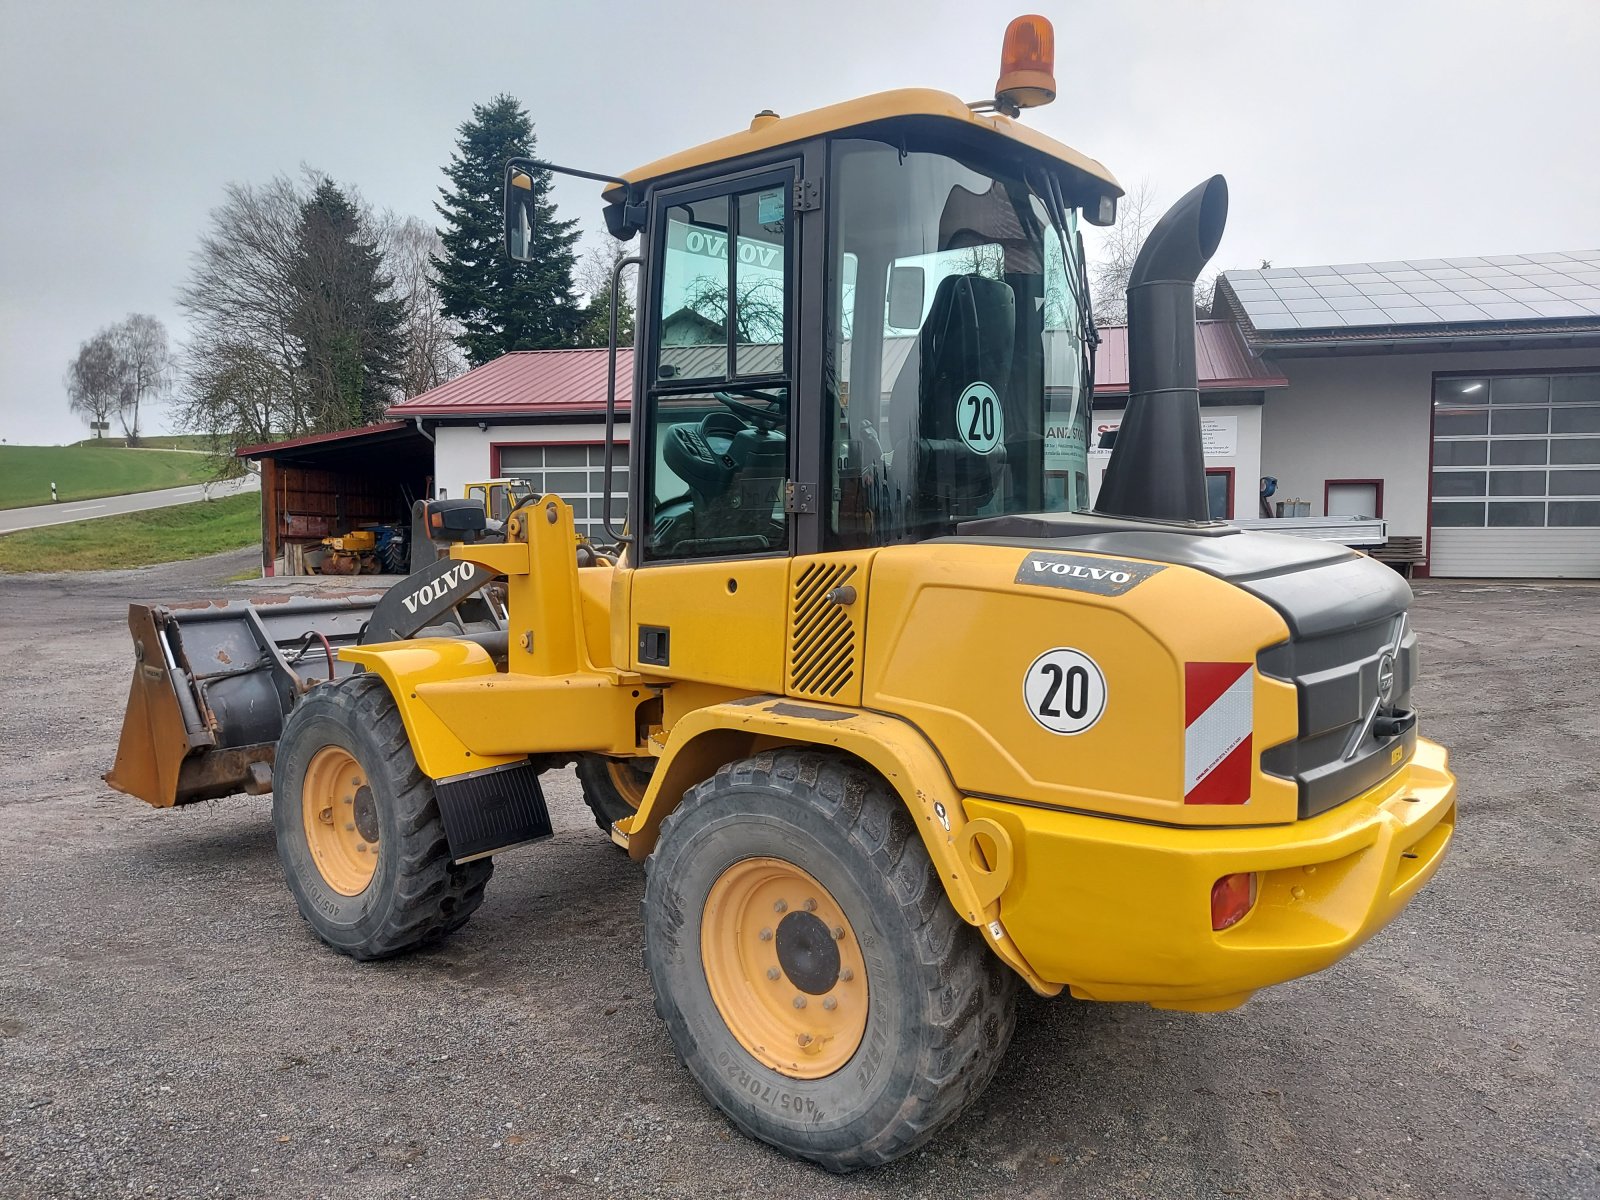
[1015,552,1166,597]
[1377,652,1397,704]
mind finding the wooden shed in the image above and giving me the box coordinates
[235,422,434,576]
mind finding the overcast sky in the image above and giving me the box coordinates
[3,0,1596,446]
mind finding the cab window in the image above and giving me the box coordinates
[825,137,1092,548]
[646,173,793,560]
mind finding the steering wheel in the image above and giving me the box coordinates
[713,387,788,433]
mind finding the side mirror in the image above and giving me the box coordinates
[505,164,537,262]
[887,266,926,329]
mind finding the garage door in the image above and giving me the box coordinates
[1430,372,1600,578]
[496,442,628,543]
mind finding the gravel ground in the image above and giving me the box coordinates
[1,551,1596,1199]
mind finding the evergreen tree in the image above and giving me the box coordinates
[434,95,580,365]
[289,179,403,428]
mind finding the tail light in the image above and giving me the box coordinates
[1211,872,1258,931]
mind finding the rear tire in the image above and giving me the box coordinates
[380,534,408,574]
[642,749,1017,1172]
[272,674,491,960]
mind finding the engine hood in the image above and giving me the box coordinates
[946,510,1411,640]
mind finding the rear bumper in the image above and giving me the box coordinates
[964,737,1457,1010]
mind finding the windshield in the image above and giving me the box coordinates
[825,136,1093,548]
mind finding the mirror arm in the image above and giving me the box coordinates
[506,155,630,189]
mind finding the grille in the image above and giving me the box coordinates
[1259,611,1417,818]
[788,562,859,700]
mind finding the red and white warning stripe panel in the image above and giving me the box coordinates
[1184,662,1254,806]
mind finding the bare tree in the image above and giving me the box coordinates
[111,314,173,442]
[180,171,458,450]
[377,213,465,396]
[675,274,785,344]
[177,174,311,444]
[1088,180,1222,326]
[1087,180,1159,327]
[175,335,293,474]
[1087,181,1224,326]
[65,330,123,437]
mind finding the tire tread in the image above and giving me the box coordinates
[643,747,1017,1172]
[275,674,491,961]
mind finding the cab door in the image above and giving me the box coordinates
[626,164,801,691]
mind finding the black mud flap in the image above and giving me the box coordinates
[434,760,553,864]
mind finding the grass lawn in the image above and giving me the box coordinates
[0,492,260,572]
[0,445,223,509]
[68,434,227,452]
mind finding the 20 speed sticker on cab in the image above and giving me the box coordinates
[955,381,1003,454]
[1023,647,1107,735]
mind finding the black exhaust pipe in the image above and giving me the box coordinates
[1094,175,1229,523]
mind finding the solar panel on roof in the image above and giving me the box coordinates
[1224,251,1600,332]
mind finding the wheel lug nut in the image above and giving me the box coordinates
[802,898,817,912]
[319,807,332,822]
[823,997,837,1011]
[759,928,773,942]
[831,925,845,941]
[345,823,355,832]
[343,796,353,805]
[797,1034,813,1047]
[839,968,854,982]
[773,899,787,913]
[766,967,780,981]
[356,844,368,853]
[792,996,806,1009]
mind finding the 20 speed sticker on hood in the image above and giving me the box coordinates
[1023,647,1107,735]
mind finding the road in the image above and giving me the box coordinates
[0,474,258,534]
[0,554,1595,1198]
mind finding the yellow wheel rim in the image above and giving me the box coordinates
[700,857,869,1080]
[605,760,650,810]
[301,746,378,896]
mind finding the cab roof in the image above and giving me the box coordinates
[604,88,1122,203]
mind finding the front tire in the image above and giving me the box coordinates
[642,749,1017,1172]
[575,754,652,834]
[272,674,491,960]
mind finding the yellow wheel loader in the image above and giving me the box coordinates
[107,16,1456,1172]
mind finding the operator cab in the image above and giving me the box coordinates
[507,87,1122,565]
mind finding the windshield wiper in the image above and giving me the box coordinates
[1032,169,1100,410]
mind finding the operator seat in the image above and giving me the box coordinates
[887,272,1016,538]
[656,409,787,555]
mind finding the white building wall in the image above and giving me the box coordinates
[1260,345,1600,550]
[1088,403,1262,518]
[432,420,627,499]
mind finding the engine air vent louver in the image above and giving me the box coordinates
[788,562,858,700]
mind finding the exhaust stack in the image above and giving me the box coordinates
[1094,175,1229,523]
